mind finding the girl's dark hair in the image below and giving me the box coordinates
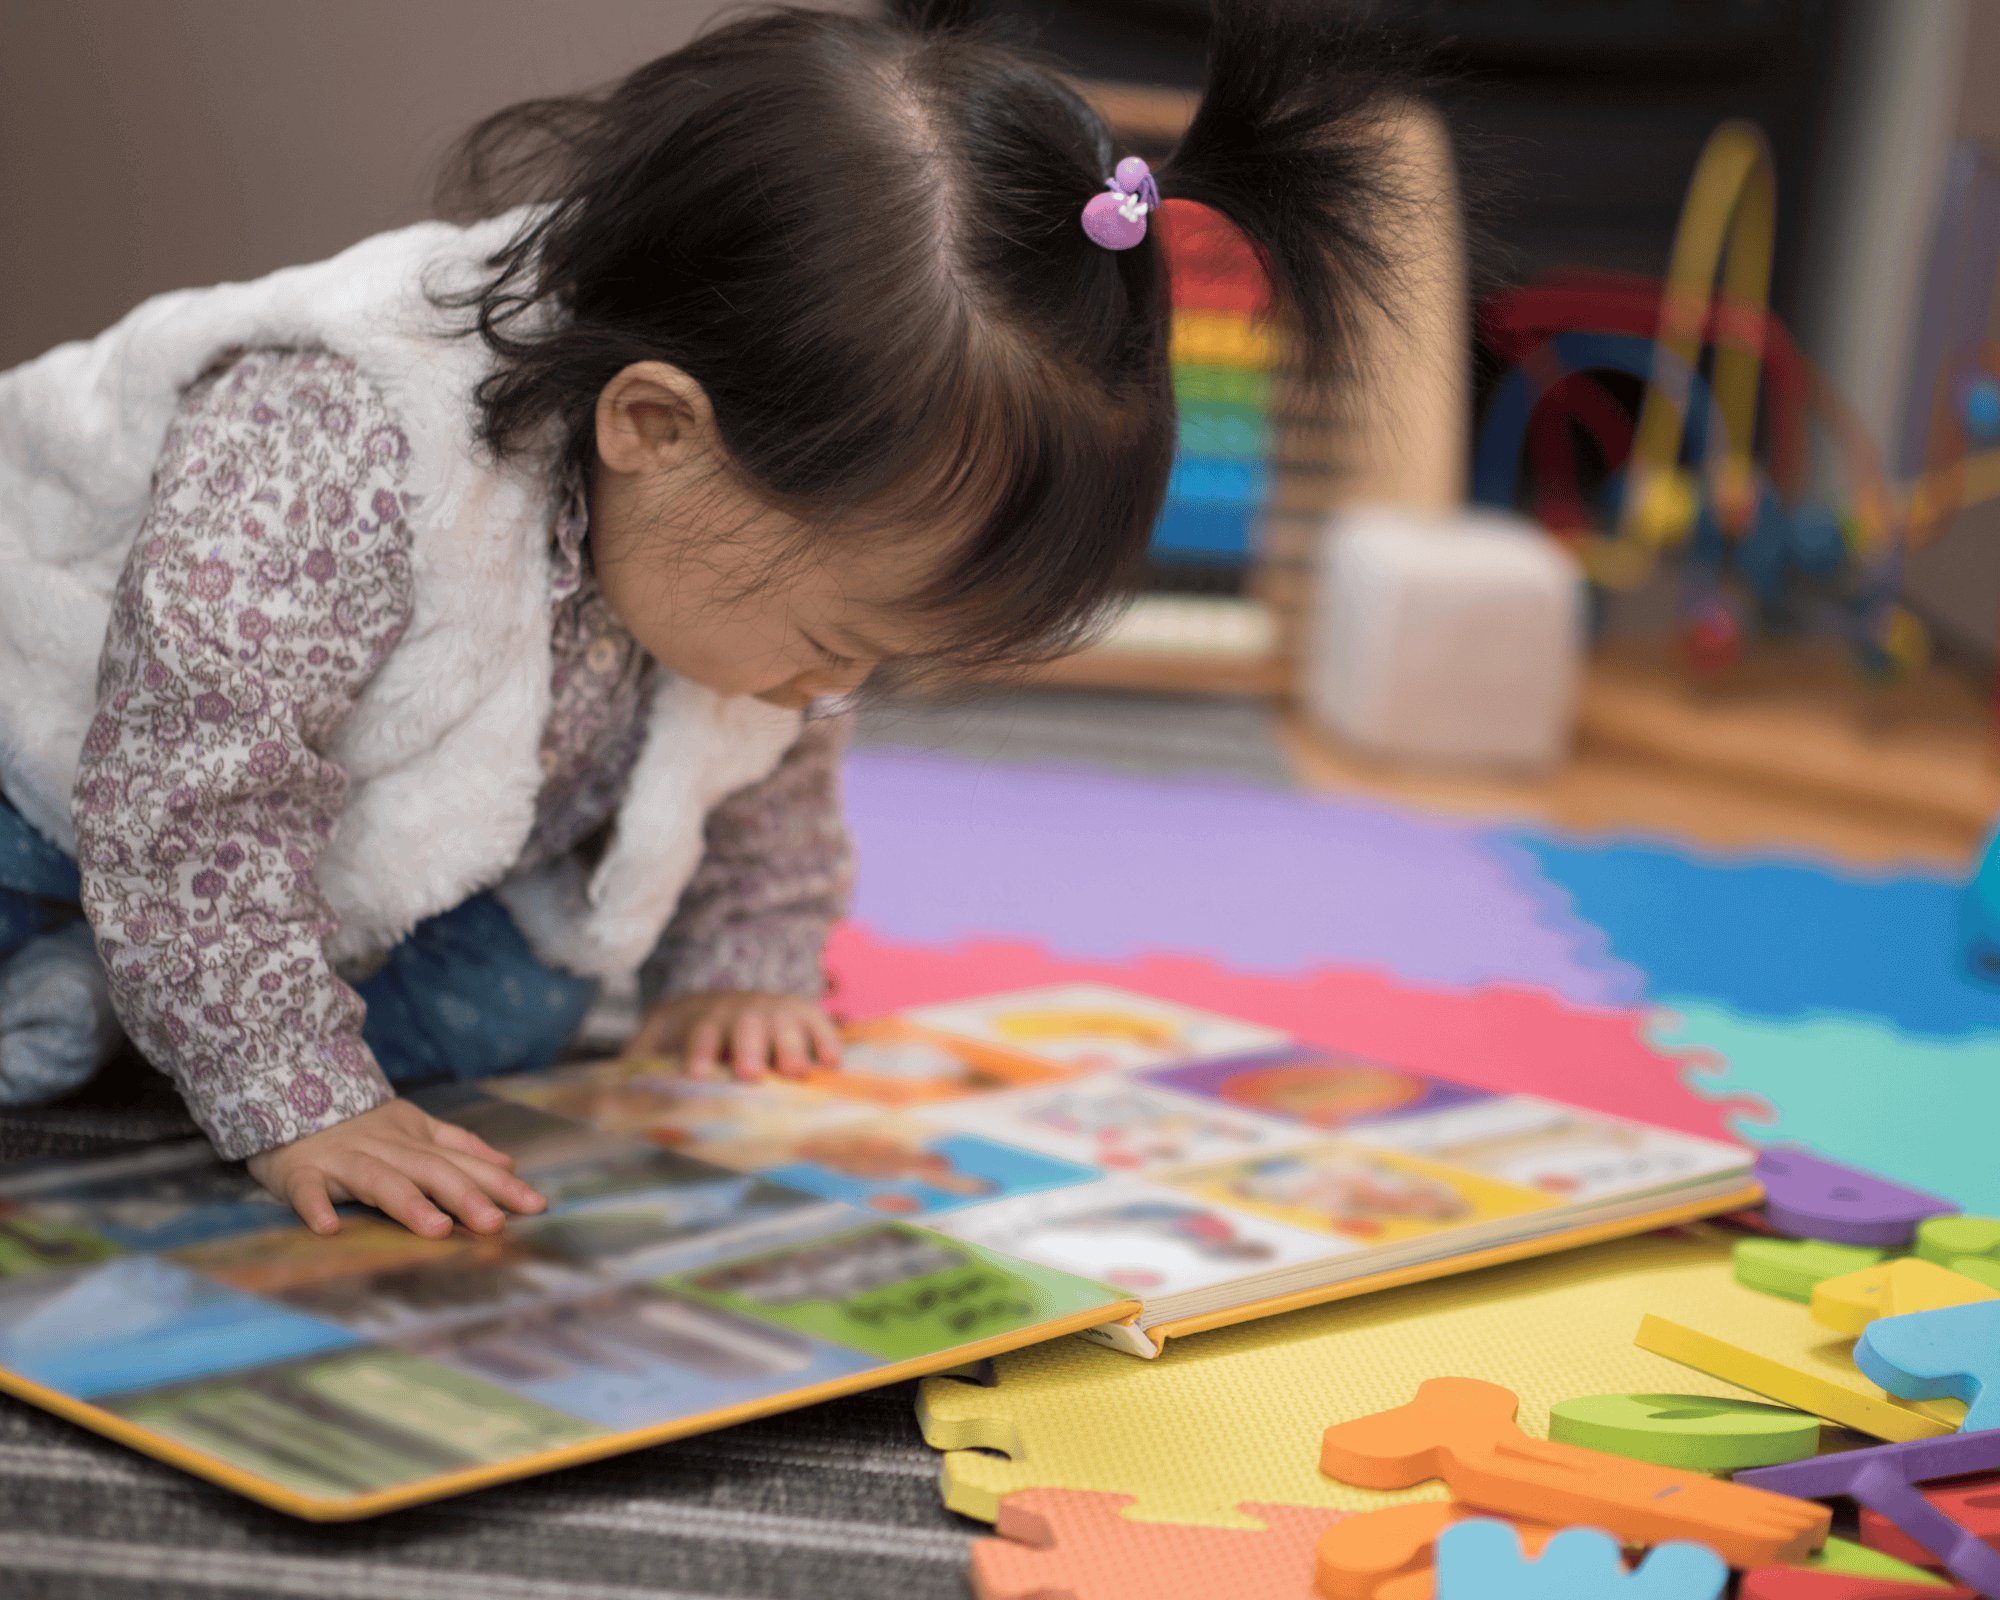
[436,0,1408,668]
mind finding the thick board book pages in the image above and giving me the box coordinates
[0,983,1755,1518]
[0,1081,1133,1520]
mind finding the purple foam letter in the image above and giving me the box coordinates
[1737,1430,2000,1595]
[1755,1146,1958,1247]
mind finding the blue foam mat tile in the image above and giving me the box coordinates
[1508,833,2000,1038]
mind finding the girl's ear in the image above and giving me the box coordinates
[594,361,718,477]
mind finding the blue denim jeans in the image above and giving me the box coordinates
[0,793,597,1096]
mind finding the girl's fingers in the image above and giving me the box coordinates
[622,1010,674,1062]
[401,1150,507,1233]
[687,1020,724,1079]
[730,1013,771,1081]
[437,1148,546,1215]
[346,1155,454,1239]
[429,1117,518,1171]
[805,1011,843,1068]
[285,1169,341,1235]
[772,1017,811,1079]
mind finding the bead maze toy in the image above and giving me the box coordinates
[1472,115,2000,690]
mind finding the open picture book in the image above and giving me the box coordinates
[0,982,1757,1518]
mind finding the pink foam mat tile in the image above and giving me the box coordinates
[824,924,1751,1139]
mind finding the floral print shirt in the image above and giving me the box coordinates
[73,348,849,1161]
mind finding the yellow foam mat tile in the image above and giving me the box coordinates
[920,1232,1771,1526]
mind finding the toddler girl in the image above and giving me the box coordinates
[0,1,1401,1236]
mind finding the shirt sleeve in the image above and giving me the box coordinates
[640,710,854,1005]
[72,348,417,1160]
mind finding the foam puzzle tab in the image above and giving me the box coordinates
[1635,1313,1959,1442]
[1318,1378,1828,1567]
[1856,1301,2000,1432]
[1755,1148,1958,1248]
[1739,1572,1970,1598]
[1737,1429,2000,1599]
[1736,1238,1889,1303]
[1812,1260,2000,1337]
[970,1488,1346,1600]
[1314,1502,1559,1600]
[1547,1393,1819,1472]
[1859,1474,2000,1569]
[1432,1520,1726,1600]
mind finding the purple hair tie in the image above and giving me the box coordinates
[1082,156,1160,251]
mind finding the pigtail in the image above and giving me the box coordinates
[1160,0,1422,388]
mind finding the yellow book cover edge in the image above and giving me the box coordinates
[1140,1178,1765,1350]
[0,1295,1140,1521]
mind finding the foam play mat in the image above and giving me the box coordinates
[839,750,2000,1212]
[916,1231,1764,1526]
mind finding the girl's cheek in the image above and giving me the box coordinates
[795,672,865,700]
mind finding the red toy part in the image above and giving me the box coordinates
[1859,1474,2000,1569]
[1481,271,1815,500]
[971,1487,1344,1600]
[1478,269,1898,556]
[1739,1571,1973,1599]
[1680,599,1746,677]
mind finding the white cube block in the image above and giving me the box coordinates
[1303,504,1584,771]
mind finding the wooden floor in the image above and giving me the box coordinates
[1277,639,2000,871]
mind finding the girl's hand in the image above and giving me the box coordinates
[247,1098,547,1240]
[623,990,842,1081]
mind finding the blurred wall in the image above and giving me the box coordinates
[1795,0,2000,662]
[0,0,868,370]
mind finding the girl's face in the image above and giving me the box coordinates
[588,362,946,708]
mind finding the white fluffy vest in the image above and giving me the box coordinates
[0,217,801,977]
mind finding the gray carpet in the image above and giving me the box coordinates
[0,1064,982,1599]
[0,1375,972,1600]
[855,687,1292,787]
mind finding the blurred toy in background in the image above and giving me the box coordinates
[1304,502,1584,771]
[1153,201,1278,581]
[1471,118,2000,690]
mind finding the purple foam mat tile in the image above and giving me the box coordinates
[1474,832,1649,1008]
[842,749,1634,1006]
